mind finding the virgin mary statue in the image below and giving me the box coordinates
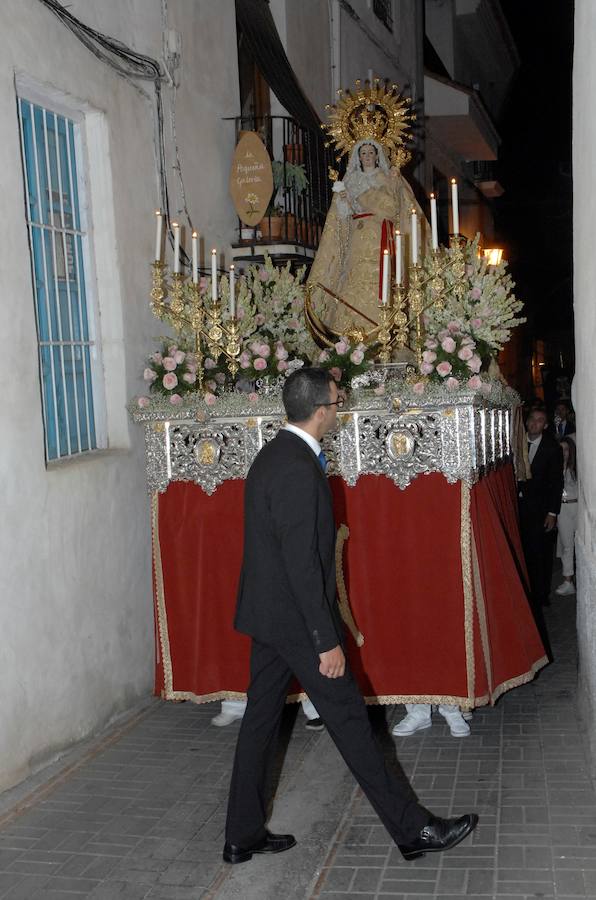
[307,82,428,341]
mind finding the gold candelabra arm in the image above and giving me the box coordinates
[170,272,185,318]
[407,264,424,365]
[150,262,166,317]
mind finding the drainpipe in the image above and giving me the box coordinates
[328,0,341,101]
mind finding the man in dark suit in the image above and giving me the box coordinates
[224,368,478,864]
[554,401,574,439]
[518,408,564,625]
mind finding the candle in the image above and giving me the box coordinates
[211,249,218,302]
[192,231,198,284]
[430,193,438,250]
[229,264,236,318]
[154,210,162,262]
[450,178,460,235]
[395,229,402,285]
[381,249,389,305]
[410,208,418,265]
[172,221,180,274]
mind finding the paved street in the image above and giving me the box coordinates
[0,588,594,899]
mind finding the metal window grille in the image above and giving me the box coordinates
[373,0,393,31]
[17,97,98,461]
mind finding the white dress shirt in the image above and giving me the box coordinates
[284,423,321,457]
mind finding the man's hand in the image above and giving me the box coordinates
[319,645,345,679]
[544,513,557,532]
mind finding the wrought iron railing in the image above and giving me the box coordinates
[232,115,336,248]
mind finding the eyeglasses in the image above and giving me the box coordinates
[320,398,345,409]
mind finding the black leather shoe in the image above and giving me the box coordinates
[399,814,478,860]
[305,717,324,731]
[223,830,297,864]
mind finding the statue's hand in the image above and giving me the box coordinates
[389,167,400,179]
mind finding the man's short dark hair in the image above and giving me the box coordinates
[282,367,334,423]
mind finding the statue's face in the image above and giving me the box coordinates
[359,144,378,171]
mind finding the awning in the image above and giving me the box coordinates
[424,72,500,161]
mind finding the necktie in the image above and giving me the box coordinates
[318,450,328,472]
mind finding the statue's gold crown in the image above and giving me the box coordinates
[322,79,414,168]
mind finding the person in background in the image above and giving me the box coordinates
[553,400,575,439]
[555,437,578,596]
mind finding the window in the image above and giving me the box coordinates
[17,96,101,461]
[373,0,393,32]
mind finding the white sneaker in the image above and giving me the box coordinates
[438,705,471,737]
[555,580,575,596]
[211,711,243,727]
[461,710,473,722]
[392,704,432,736]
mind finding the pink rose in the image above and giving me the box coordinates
[249,341,261,354]
[277,360,288,372]
[436,361,452,377]
[168,345,177,356]
[162,356,176,371]
[350,349,364,364]
[467,354,482,373]
[204,392,216,406]
[215,372,226,384]
[471,287,482,300]
[255,313,266,326]
[447,321,460,333]
[441,336,457,353]
[275,345,289,361]
[318,350,330,362]
[258,344,271,358]
[445,376,459,390]
[182,372,197,384]
[334,340,349,355]
[151,351,163,364]
[458,346,473,361]
[143,367,157,382]
[254,357,267,371]
[169,393,183,405]
[420,362,434,375]
[329,366,342,382]
[425,338,438,350]
[373,385,385,396]
[412,381,426,395]
[258,267,269,282]
[438,329,449,341]
[240,353,251,369]
[468,374,483,389]
[422,350,437,364]
[162,372,178,390]
[248,392,258,403]
[174,350,186,365]
[137,396,150,408]
[204,358,216,370]
[461,336,475,346]
[471,317,482,328]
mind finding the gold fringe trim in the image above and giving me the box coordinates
[152,492,174,698]
[471,520,494,699]
[335,524,364,647]
[460,482,475,703]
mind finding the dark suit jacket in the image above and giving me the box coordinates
[518,433,564,520]
[235,429,343,654]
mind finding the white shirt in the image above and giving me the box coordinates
[284,423,321,458]
[527,434,542,464]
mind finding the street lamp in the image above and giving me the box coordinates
[483,247,504,266]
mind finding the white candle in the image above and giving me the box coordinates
[450,178,460,235]
[430,193,438,250]
[192,231,198,283]
[154,210,162,262]
[381,249,389,305]
[172,221,180,274]
[395,229,402,285]
[211,249,218,302]
[229,264,236,318]
[410,208,418,265]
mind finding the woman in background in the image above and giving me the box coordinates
[555,437,578,596]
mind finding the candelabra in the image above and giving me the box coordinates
[150,262,241,386]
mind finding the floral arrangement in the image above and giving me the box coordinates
[416,325,489,391]
[316,337,372,389]
[138,342,199,407]
[421,235,525,354]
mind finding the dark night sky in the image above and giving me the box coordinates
[496,2,574,362]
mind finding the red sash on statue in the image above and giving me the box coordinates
[352,213,395,300]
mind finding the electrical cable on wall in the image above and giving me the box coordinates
[37,0,197,268]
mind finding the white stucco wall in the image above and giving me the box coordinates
[573,0,596,771]
[0,0,239,792]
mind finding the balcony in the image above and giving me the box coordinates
[231,115,336,266]
[464,160,504,198]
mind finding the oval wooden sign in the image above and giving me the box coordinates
[229,131,274,226]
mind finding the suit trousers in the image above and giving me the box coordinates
[225,637,430,848]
